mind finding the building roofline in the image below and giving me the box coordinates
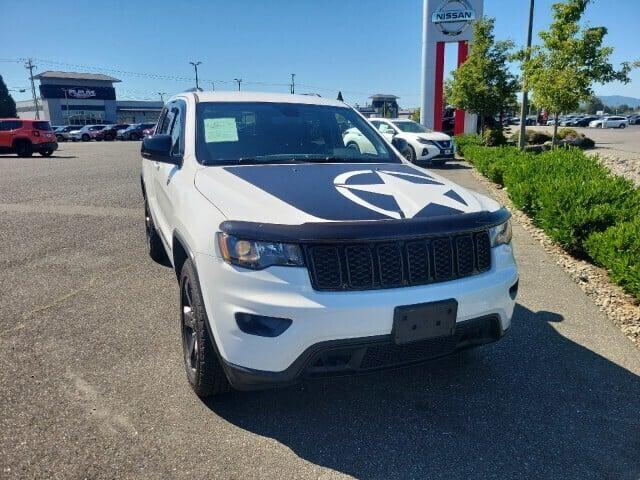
[33,71,121,82]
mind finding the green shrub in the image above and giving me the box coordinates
[586,219,640,298]
[557,128,579,140]
[466,146,640,257]
[509,130,552,145]
[482,128,507,147]
[465,145,522,185]
[463,144,640,299]
[454,133,482,157]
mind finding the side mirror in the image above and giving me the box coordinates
[141,134,180,165]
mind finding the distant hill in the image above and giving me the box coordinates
[598,95,640,108]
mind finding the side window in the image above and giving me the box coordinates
[168,100,186,156]
[0,121,21,130]
[378,123,393,134]
[369,120,381,129]
[157,107,174,135]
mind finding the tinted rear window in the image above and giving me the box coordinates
[0,121,23,131]
[33,121,52,131]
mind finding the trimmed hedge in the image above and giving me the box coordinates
[462,145,640,299]
[454,134,483,157]
[586,220,640,298]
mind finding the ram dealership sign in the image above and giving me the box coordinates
[431,0,476,36]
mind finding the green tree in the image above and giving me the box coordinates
[0,75,18,118]
[449,17,518,133]
[519,0,637,143]
[410,108,421,123]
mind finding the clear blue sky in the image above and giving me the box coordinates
[1,0,638,107]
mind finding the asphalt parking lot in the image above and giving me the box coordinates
[1,141,640,479]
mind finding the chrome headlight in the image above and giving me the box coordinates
[217,233,304,270]
[489,220,512,247]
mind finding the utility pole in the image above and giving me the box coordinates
[62,88,70,125]
[189,61,202,90]
[518,0,535,150]
[158,92,167,103]
[211,82,215,92]
[290,73,295,94]
[25,58,40,120]
[234,78,242,91]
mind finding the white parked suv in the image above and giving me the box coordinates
[589,116,629,128]
[344,118,455,166]
[141,92,518,397]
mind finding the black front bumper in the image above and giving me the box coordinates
[221,315,506,391]
[34,142,58,152]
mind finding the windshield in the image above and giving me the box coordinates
[195,102,398,165]
[392,121,430,133]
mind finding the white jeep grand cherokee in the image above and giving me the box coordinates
[141,92,518,397]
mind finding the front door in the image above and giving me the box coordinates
[153,100,186,246]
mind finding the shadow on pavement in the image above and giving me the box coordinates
[207,304,640,479]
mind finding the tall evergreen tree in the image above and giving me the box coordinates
[0,75,18,118]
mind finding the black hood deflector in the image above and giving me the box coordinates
[220,208,510,243]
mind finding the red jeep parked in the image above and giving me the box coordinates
[0,119,58,157]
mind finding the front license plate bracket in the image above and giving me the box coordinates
[393,299,458,345]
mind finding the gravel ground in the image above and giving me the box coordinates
[1,142,640,479]
[588,148,640,186]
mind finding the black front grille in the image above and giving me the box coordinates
[305,231,491,291]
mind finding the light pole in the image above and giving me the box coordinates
[189,61,202,90]
[234,78,242,91]
[518,0,535,150]
[290,73,295,94]
[211,82,215,92]
[158,92,167,103]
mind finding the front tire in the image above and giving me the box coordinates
[619,123,626,129]
[40,149,54,157]
[82,134,90,141]
[130,132,140,141]
[180,259,230,398]
[407,145,417,163]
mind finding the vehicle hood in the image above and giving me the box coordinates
[195,162,499,225]
[400,131,451,142]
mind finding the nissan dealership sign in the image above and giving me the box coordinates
[431,0,477,37]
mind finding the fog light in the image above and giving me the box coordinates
[235,313,292,337]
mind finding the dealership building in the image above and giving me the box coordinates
[15,71,162,126]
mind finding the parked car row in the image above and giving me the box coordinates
[548,114,638,128]
[52,122,157,142]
